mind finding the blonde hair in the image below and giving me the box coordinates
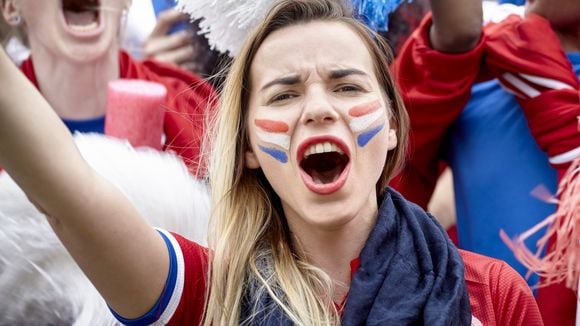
[205,0,409,324]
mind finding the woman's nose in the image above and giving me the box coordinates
[300,90,339,125]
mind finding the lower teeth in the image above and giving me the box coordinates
[69,21,98,32]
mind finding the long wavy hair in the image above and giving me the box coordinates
[205,0,409,324]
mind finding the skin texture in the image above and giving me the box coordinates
[245,21,397,301]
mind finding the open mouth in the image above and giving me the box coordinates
[298,138,350,195]
[61,0,101,33]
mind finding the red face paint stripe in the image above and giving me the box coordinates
[254,119,290,133]
[348,100,381,117]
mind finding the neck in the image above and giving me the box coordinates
[289,198,378,303]
[29,44,120,120]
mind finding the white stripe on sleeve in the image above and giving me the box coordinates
[155,229,186,325]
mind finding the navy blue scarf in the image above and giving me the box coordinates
[241,188,471,325]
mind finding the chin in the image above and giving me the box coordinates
[302,205,359,230]
[64,41,115,63]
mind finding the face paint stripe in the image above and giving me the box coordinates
[357,124,385,147]
[258,145,288,163]
[256,130,290,150]
[348,100,381,117]
[349,109,383,133]
[255,119,290,133]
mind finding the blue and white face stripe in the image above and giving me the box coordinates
[255,119,291,163]
[347,100,385,148]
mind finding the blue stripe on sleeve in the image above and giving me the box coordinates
[109,229,178,325]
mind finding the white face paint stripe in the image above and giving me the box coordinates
[256,130,291,150]
[349,109,383,133]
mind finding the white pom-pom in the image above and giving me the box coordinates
[177,0,275,56]
[0,134,210,325]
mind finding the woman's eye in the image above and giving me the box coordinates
[270,93,296,103]
[335,85,361,93]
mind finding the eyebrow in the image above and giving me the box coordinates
[261,75,301,91]
[259,68,368,91]
[329,68,368,79]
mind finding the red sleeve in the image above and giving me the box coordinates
[389,14,485,208]
[164,232,208,326]
[121,52,217,176]
[484,14,580,179]
[461,250,543,326]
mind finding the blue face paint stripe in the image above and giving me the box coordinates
[357,124,385,147]
[258,145,288,163]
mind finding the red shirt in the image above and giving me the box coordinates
[150,233,542,325]
[19,52,216,175]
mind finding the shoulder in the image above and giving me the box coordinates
[460,250,543,326]
[461,249,510,284]
[461,249,530,297]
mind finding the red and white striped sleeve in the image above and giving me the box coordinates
[484,13,580,178]
[111,229,208,326]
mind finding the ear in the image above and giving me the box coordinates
[386,129,397,150]
[2,0,20,26]
[245,149,261,169]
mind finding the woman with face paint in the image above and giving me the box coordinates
[0,0,541,325]
[0,0,214,173]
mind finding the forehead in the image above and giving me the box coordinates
[250,21,377,87]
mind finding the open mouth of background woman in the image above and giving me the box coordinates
[60,0,101,35]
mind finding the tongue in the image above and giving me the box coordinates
[310,165,342,184]
[64,10,96,26]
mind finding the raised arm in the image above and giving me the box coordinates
[0,47,169,319]
[391,0,484,207]
[429,0,483,52]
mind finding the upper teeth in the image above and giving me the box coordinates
[304,142,344,158]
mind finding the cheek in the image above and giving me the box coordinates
[257,146,288,164]
[346,100,387,149]
[357,123,385,148]
[253,119,291,165]
[360,128,391,174]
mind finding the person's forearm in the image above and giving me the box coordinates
[429,0,483,52]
